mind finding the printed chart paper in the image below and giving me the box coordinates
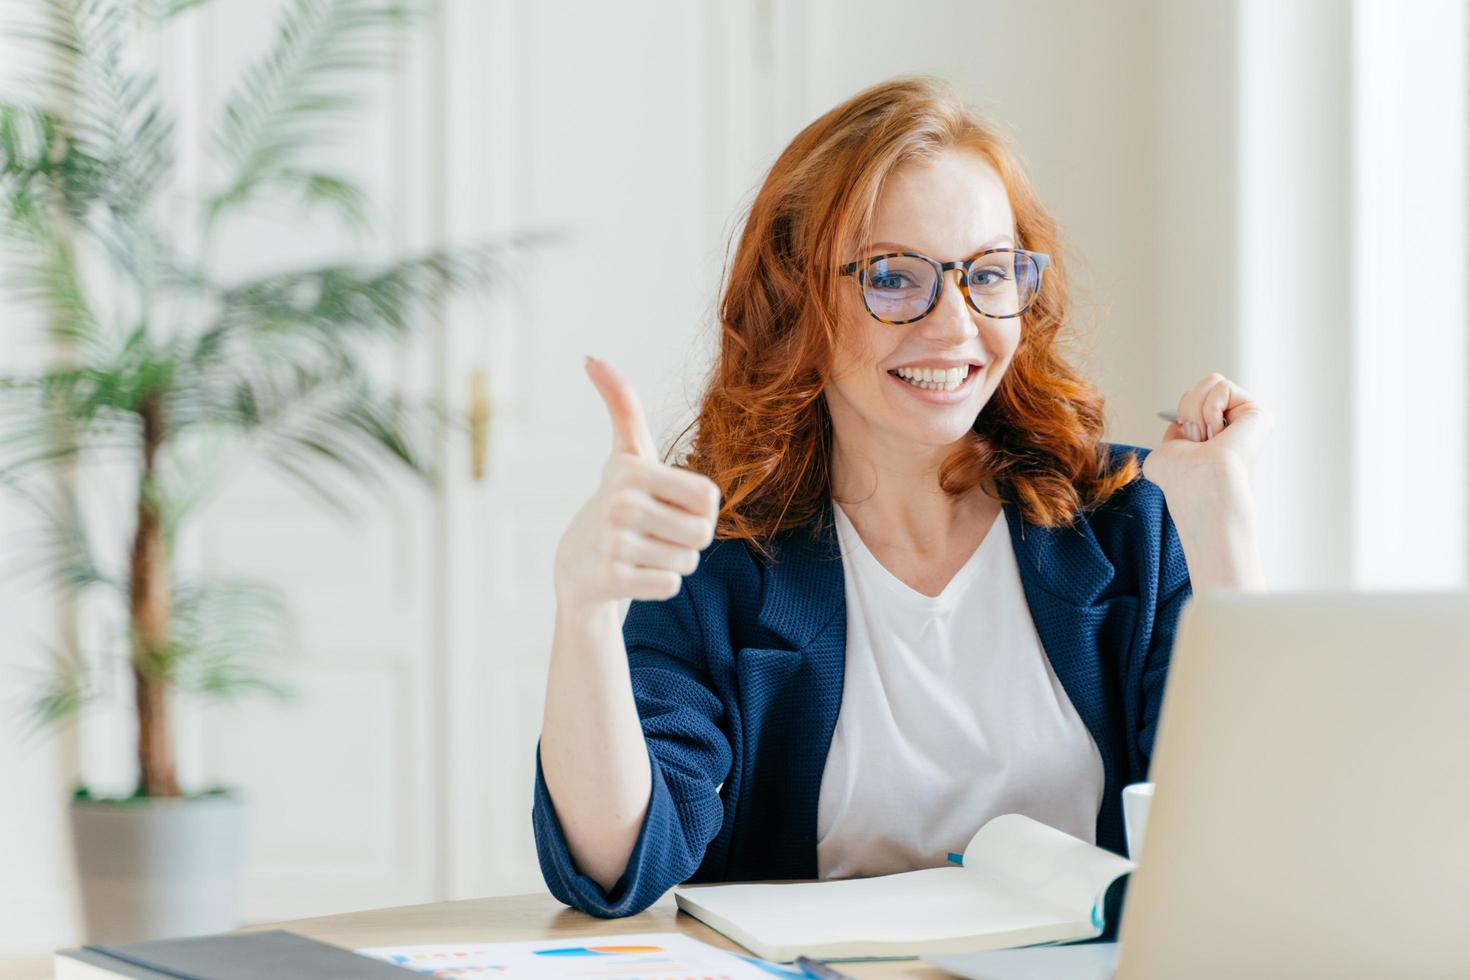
[356,931,791,980]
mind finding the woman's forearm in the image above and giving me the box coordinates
[539,599,653,893]
[1169,461,1268,593]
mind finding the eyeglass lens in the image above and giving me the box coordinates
[861,252,1042,322]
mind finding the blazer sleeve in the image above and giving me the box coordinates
[531,581,734,917]
[1137,491,1194,764]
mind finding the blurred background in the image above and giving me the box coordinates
[1,0,1466,962]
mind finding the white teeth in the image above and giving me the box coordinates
[894,365,970,392]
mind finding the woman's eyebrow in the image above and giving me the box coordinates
[870,235,1015,253]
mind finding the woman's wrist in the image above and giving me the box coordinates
[1167,460,1267,593]
[553,589,622,639]
[1177,513,1266,593]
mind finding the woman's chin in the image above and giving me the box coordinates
[884,414,981,449]
[883,392,986,444]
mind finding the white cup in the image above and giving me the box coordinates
[1122,782,1155,861]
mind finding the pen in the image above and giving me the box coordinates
[794,955,857,980]
[1158,410,1232,427]
[1157,410,1228,437]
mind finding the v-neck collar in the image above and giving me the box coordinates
[754,493,1118,650]
[829,499,1007,607]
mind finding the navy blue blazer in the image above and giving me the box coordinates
[532,441,1192,918]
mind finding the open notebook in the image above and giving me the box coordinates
[673,813,1135,962]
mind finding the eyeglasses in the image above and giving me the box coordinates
[840,248,1051,325]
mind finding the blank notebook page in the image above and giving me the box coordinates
[678,866,1077,950]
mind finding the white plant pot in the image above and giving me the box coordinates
[69,790,246,943]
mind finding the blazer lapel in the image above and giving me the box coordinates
[736,499,846,879]
[1000,499,1123,816]
[1000,500,1116,608]
[752,498,845,650]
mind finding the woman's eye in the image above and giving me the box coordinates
[871,273,914,290]
[970,266,1012,287]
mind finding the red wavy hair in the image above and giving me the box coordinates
[669,75,1140,561]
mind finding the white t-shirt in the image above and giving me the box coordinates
[815,499,1106,880]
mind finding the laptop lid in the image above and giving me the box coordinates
[1116,589,1470,980]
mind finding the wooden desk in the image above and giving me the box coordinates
[0,891,952,979]
[244,891,950,979]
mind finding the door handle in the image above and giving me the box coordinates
[469,369,491,481]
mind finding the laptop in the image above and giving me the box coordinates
[928,589,1470,980]
[1113,588,1470,979]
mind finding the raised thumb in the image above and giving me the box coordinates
[585,356,657,460]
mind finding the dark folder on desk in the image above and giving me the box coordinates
[55,929,416,979]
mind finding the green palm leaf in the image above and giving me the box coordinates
[22,642,99,735]
[168,579,295,699]
[9,0,176,214]
[209,243,500,346]
[0,477,114,594]
[209,0,418,226]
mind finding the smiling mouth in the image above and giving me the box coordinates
[887,364,981,393]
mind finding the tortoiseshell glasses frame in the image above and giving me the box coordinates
[839,248,1052,325]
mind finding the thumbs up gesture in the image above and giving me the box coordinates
[553,357,722,610]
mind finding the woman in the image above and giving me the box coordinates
[535,76,1272,918]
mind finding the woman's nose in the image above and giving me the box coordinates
[919,270,982,341]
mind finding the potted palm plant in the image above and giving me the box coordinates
[1,0,507,942]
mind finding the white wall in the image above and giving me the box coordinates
[1235,0,1357,589]
[1349,0,1469,588]
[0,432,81,957]
[0,23,85,950]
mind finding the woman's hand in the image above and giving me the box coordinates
[1143,372,1274,493]
[554,356,721,611]
[1142,372,1276,592]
